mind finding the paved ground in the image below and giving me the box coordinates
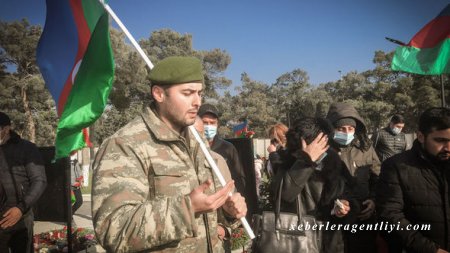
[34,194,93,235]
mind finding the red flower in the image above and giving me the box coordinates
[245,131,255,138]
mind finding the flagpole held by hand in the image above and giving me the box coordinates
[189,126,256,239]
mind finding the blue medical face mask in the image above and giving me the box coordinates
[391,127,402,135]
[204,125,217,140]
[333,131,355,146]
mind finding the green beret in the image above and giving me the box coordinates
[149,56,204,86]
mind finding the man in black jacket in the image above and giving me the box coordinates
[0,112,47,253]
[372,114,407,162]
[377,107,450,253]
[198,104,247,196]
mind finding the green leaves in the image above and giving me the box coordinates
[0,19,56,145]
[1,20,448,146]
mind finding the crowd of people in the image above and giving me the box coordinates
[262,104,450,253]
[0,55,449,253]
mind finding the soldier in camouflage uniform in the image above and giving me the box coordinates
[92,56,247,252]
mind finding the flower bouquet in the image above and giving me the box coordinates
[34,227,97,252]
[230,227,250,253]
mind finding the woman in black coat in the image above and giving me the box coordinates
[273,117,359,253]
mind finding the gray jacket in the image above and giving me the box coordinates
[0,131,47,217]
[372,127,406,162]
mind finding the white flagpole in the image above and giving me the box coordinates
[189,126,256,239]
[101,3,153,69]
[100,2,255,240]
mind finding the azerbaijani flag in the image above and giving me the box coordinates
[233,120,248,138]
[392,4,450,75]
[37,0,114,159]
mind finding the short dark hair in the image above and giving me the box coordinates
[419,107,450,135]
[285,117,333,153]
[390,114,404,124]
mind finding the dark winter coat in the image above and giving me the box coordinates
[0,131,47,217]
[326,102,380,253]
[210,135,246,195]
[376,140,450,253]
[268,147,283,176]
[326,103,381,203]
[372,127,407,162]
[276,148,359,253]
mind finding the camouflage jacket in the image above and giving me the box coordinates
[92,106,225,253]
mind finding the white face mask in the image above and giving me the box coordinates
[333,131,355,146]
[391,127,402,135]
[204,125,217,141]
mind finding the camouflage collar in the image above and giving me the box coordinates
[141,106,186,142]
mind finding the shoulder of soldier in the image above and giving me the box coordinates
[110,115,146,138]
[93,116,155,175]
[97,115,151,156]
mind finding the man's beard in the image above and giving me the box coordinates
[435,151,450,161]
[423,147,450,165]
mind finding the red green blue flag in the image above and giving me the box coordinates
[392,4,450,75]
[37,0,114,159]
[233,120,248,138]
